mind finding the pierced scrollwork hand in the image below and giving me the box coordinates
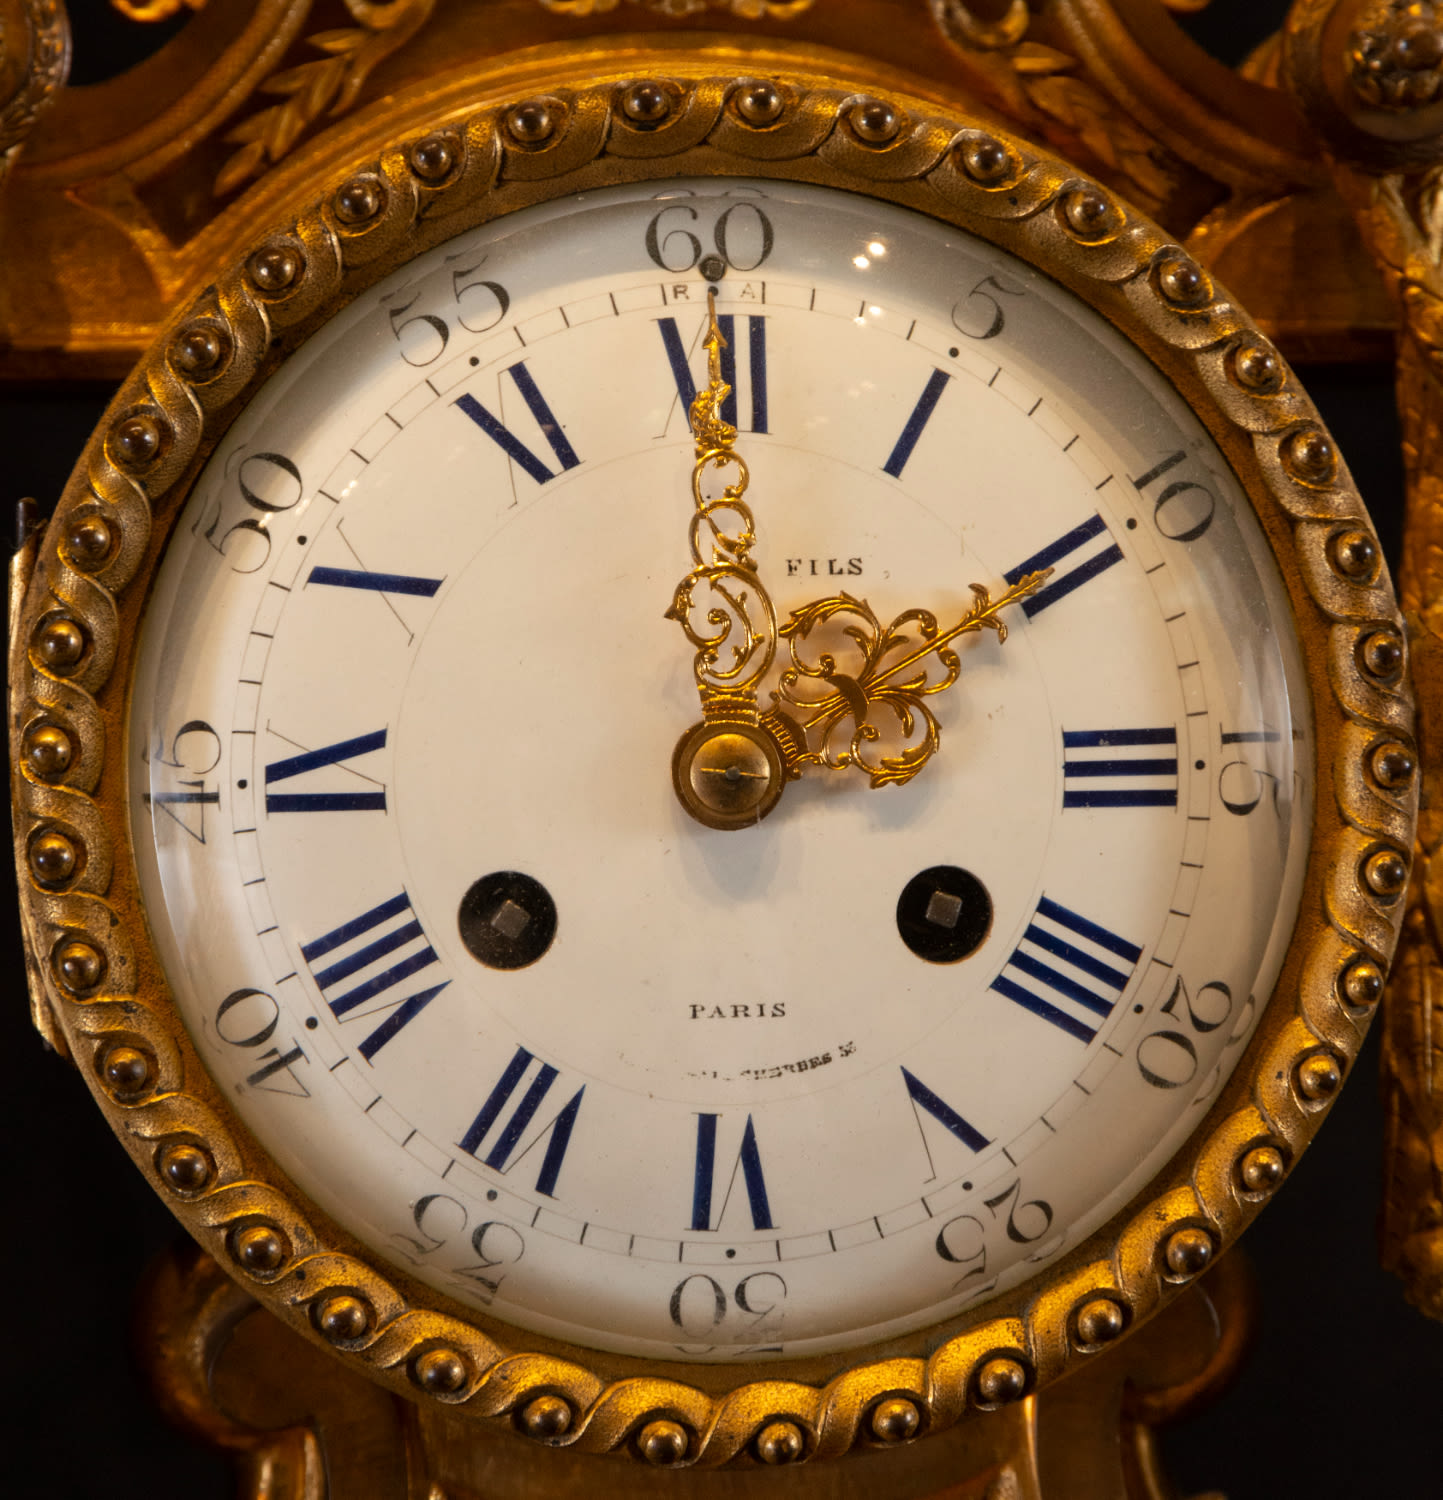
[665,294,1047,828]
[764,575,1049,788]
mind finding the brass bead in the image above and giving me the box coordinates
[1297,1052,1342,1101]
[622,81,671,125]
[334,176,384,225]
[975,1356,1027,1405]
[29,828,79,886]
[1329,528,1379,580]
[1074,1297,1126,1347]
[1156,255,1211,307]
[32,615,86,671]
[65,513,113,570]
[957,135,1016,183]
[409,133,456,181]
[172,322,224,376]
[412,1347,468,1394]
[248,244,303,293]
[850,99,900,144]
[232,1222,290,1275]
[1061,186,1119,239]
[519,1393,572,1439]
[870,1397,921,1444]
[100,1043,152,1097]
[24,722,73,779]
[1239,1144,1286,1194]
[1163,1226,1214,1278]
[1370,741,1416,791]
[507,100,555,144]
[637,1419,689,1466]
[315,1293,371,1343]
[54,937,105,993]
[111,412,163,467]
[1360,628,1405,681]
[754,1419,805,1464]
[735,81,784,125]
[1282,426,1338,485]
[1231,341,1283,392]
[1364,847,1409,899]
[1342,956,1385,1007]
[158,1140,213,1194]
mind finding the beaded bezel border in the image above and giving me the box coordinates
[7,67,1417,1468]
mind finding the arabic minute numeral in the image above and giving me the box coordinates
[213,986,311,1097]
[1217,726,1284,817]
[192,450,304,574]
[142,719,222,844]
[1130,449,1217,543]
[669,1271,788,1340]
[1135,975,1234,1090]
[645,199,774,274]
[951,273,1024,341]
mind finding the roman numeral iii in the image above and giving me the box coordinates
[1062,727,1179,808]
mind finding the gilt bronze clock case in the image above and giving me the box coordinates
[7,37,1417,1479]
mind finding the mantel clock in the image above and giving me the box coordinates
[4,2,1440,1497]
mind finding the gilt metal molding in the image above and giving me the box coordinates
[8,61,1415,1462]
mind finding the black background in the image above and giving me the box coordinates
[4,3,1442,1495]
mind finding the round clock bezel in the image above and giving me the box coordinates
[8,58,1416,1468]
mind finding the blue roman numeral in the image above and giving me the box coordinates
[901,1067,989,1180]
[302,891,447,1061]
[459,1045,583,1198]
[308,567,442,598]
[883,368,952,478]
[454,361,581,483]
[691,1113,773,1231]
[990,896,1142,1044]
[658,313,769,433]
[1062,727,1179,808]
[1004,514,1124,617]
[265,729,387,813]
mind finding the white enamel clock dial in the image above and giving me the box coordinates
[130,179,1310,1361]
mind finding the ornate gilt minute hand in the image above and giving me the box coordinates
[666,295,1048,829]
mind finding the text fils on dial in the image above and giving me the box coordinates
[991,897,1142,1044]
[453,360,581,484]
[659,313,769,433]
[302,891,447,1060]
[459,1045,583,1199]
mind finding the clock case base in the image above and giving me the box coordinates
[142,1240,1255,1498]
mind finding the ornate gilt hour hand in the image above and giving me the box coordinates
[665,296,1049,829]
